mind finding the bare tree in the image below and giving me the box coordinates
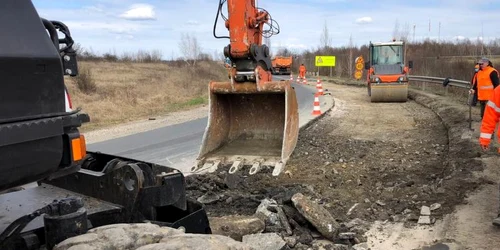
[348,34,354,78]
[400,22,411,42]
[212,50,225,62]
[392,19,400,41]
[264,36,272,57]
[179,33,201,66]
[320,20,332,50]
[276,47,293,57]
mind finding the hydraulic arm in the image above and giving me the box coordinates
[192,0,299,176]
[222,0,274,82]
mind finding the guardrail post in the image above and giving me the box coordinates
[444,85,449,96]
[422,82,426,91]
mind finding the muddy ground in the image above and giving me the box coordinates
[185,82,484,233]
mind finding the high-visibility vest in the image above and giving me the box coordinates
[471,73,478,88]
[480,86,500,146]
[476,66,496,101]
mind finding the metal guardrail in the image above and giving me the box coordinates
[409,75,470,89]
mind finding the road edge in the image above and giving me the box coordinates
[297,85,336,132]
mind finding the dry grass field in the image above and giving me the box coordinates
[65,60,227,131]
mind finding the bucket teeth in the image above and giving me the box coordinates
[228,160,242,174]
[190,160,203,173]
[208,160,221,173]
[191,159,222,174]
[249,161,262,175]
[272,161,285,176]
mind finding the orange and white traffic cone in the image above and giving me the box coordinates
[297,75,301,83]
[312,93,321,116]
[290,73,293,81]
[303,78,307,85]
[316,78,324,95]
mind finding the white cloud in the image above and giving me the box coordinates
[115,34,135,40]
[63,21,144,36]
[355,17,373,24]
[186,20,199,26]
[284,43,308,49]
[83,5,104,13]
[119,4,156,21]
[31,0,500,59]
[453,35,465,40]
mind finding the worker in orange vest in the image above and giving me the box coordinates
[470,58,499,119]
[470,64,480,106]
[479,64,500,226]
[299,64,306,79]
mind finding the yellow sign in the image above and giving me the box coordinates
[355,63,364,70]
[315,56,336,67]
[354,71,362,80]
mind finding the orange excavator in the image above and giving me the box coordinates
[191,0,299,176]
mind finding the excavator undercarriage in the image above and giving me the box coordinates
[0,1,210,249]
[0,153,211,250]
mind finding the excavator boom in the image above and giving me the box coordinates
[192,0,299,176]
[225,0,267,57]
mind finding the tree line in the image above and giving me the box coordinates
[273,22,500,81]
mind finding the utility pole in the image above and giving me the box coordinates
[413,24,416,43]
[481,21,484,56]
[428,19,431,40]
[438,22,441,43]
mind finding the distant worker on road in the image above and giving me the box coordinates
[299,63,306,79]
[470,58,499,119]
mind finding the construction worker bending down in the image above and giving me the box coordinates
[470,58,499,119]
[299,64,306,79]
[479,81,500,226]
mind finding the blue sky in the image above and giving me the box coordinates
[32,0,500,60]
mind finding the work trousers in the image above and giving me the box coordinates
[472,92,478,106]
[480,100,487,119]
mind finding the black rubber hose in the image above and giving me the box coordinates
[0,206,50,249]
[41,18,59,49]
[213,0,229,39]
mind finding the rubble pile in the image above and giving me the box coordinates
[190,178,372,250]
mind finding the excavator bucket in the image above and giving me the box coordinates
[192,80,299,176]
[370,83,408,102]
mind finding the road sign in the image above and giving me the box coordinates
[354,71,362,80]
[315,56,336,67]
[355,63,363,70]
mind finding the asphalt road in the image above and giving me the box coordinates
[88,75,320,173]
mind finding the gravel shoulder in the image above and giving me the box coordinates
[365,88,500,250]
[185,81,495,249]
